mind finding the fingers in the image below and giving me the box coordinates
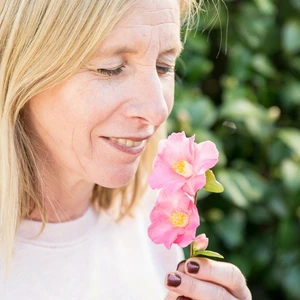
[165,258,252,300]
[165,261,189,300]
[176,259,186,272]
[182,258,251,300]
[165,271,238,300]
[164,290,192,300]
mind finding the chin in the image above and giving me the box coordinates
[93,164,139,189]
[110,173,136,187]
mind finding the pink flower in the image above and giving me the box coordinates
[148,189,200,249]
[148,132,219,196]
[193,233,209,251]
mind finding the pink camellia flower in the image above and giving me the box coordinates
[148,189,199,249]
[148,132,219,196]
[193,233,209,251]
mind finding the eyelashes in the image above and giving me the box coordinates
[156,66,175,75]
[97,66,125,76]
[96,65,175,77]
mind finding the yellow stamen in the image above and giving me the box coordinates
[172,160,193,178]
[169,211,189,227]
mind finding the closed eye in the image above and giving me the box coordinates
[97,66,124,76]
[96,65,174,76]
[156,65,175,75]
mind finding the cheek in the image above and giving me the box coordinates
[27,84,92,155]
[163,77,175,113]
[79,79,126,115]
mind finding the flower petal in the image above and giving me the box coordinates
[147,189,200,249]
[148,132,203,194]
[193,233,209,251]
[193,141,219,173]
[175,231,197,248]
[148,158,186,192]
[161,132,195,164]
[182,174,206,196]
[148,221,178,249]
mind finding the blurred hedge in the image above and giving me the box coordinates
[169,0,300,299]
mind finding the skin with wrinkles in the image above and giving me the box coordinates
[26,0,181,222]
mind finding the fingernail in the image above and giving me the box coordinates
[187,261,200,274]
[177,296,192,300]
[176,259,186,270]
[167,273,181,287]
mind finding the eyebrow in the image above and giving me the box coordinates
[97,42,184,58]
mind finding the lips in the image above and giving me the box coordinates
[108,137,144,148]
[101,135,151,155]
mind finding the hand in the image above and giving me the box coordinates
[164,257,252,300]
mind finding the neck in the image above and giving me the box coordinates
[27,144,97,223]
[29,172,94,223]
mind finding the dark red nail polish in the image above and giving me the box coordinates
[167,273,181,287]
[177,296,192,300]
[187,261,200,274]
[176,259,186,270]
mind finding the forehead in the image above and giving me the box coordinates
[95,0,181,56]
[119,0,180,27]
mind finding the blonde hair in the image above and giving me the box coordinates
[0,0,201,273]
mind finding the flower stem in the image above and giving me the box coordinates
[189,191,198,258]
[194,191,198,205]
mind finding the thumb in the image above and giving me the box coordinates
[165,291,178,300]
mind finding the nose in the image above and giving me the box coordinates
[126,69,172,127]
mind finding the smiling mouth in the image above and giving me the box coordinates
[108,137,145,148]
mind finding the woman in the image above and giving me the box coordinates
[0,0,251,299]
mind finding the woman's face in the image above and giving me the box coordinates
[26,0,181,188]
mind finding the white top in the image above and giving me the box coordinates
[0,189,184,300]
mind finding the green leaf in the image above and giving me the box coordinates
[203,170,224,193]
[213,211,246,248]
[215,169,249,207]
[219,99,274,140]
[291,0,300,11]
[251,54,278,78]
[188,97,217,129]
[192,250,224,259]
[284,267,300,299]
[254,0,276,14]
[280,76,300,106]
[282,20,300,55]
[277,128,300,158]
[234,3,276,50]
[281,159,300,192]
[221,99,263,119]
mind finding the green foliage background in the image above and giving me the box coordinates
[169,0,300,299]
